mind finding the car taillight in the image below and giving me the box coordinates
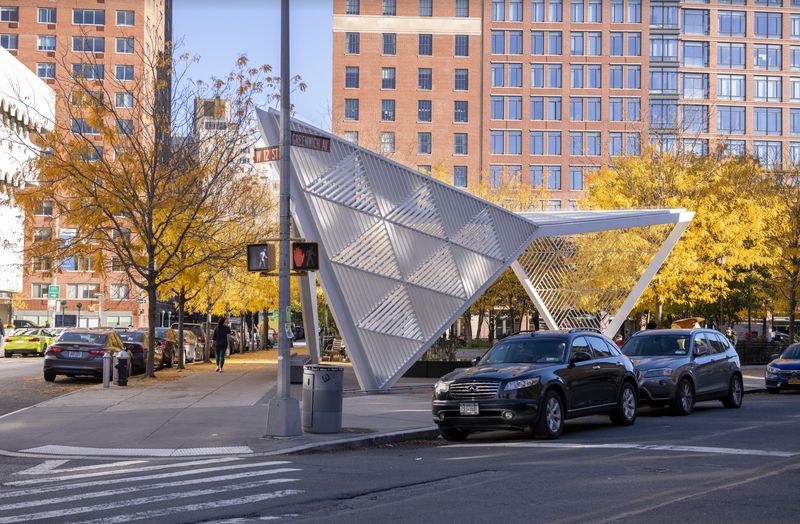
[46,346,63,354]
[3,338,10,343]
[29,337,40,342]
[88,349,106,356]
[198,337,205,344]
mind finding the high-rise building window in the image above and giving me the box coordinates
[548,97,562,120]
[455,35,469,56]
[116,37,134,54]
[610,65,623,88]
[382,67,396,89]
[531,97,544,120]
[0,6,18,22]
[610,33,623,56]
[611,0,623,23]
[419,34,433,55]
[682,9,709,35]
[532,63,545,87]
[418,68,432,89]
[492,30,505,54]
[718,74,746,100]
[509,31,523,54]
[38,7,56,24]
[682,73,708,99]
[587,98,601,121]
[343,131,358,144]
[492,0,505,21]
[380,132,395,153]
[548,32,562,54]
[509,0,523,21]
[754,76,782,102]
[587,64,601,88]
[609,133,623,156]
[587,32,601,55]
[549,0,563,22]
[73,9,105,25]
[454,101,468,122]
[547,132,561,155]
[718,106,746,134]
[650,35,678,61]
[569,97,583,121]
[418,100,432,122]
[491,96,504,120]
[719,10,746,37]
[627,0,641,23]
[792,46,800,70]
[455,0,469,17]
[547,166,561,190]
[649,100,678,129]
[571,0,584,23]
[570,65,583,88]
[532,31,545,55]
[610,98,623,121]
[682,41,708,67]
[791,78,800,101]
[346,0,360,15]
[73,36,105,53]
[114,65,132,81]
[74,63,105,80]
[586,132,600,155]
[345,32,360,54]
[508,131,522,155]
[36,63,55,79]
[754,12,782,39]
[628,32,641,56]
[718,42,745,69]
[792,143,800,164]
[569,132,583,155]
[509,63,522,87]
[383,33,396,55]
[627,98,641,121]
[0,34,18,50]
[682,105,708,133]
[530,165,544,187]
[753,141,781,168]
[508,96,522,120]
[454,69,468,90]
[454,134,468,155]
[344,99,359,120]
[569,167,584,190]
[345,66,359,88]
[547,64,561,87]
[532,0,545,22]
[382,0,396,16]
[530,131,544,154]
[418,132,432,154]
[754,44,782,70]
[650,5,677,28]
[570,32,584,55]
[116,10,134,26]
[37,35,56,51]
[490,131,504,154]
[492,63,505,87]
[627,65,641,89]
[381,99,395,121]
[588,0,601,22]
[419,0,432,16]
[453,166,468,187]
[754,107,782,135]
[115,92,134,108]
[627,133,641,155]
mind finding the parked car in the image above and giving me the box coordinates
[152,327,178,368]
[43,329,126,381]
[118,330,162,373]
[621,329,743,415]
[171,323,207,360]
[4,328,56,357]
[765,343,800,394]
[179,330,198,363]
[12,319,40,329]
[432,329,639,441]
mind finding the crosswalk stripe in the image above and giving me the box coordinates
[0,467,302,512]
[4,457,243,486]
[77,490,305,524]
[16,460,147,475]
[1,460,293,499]
[448,442,798,457]
[0,478,301,524]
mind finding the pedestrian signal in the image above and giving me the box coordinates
[291,242,319,271]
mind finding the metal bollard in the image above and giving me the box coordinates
[102,352,112,388]
[116,349,129,386]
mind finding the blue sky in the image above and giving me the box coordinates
[174,0,333,130]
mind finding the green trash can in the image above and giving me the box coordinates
[302,365,343,433]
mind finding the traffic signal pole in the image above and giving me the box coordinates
[265,0,302,437]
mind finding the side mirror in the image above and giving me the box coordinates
[771,353,780,360]
[570,351,592,365]
[472,357,481,366]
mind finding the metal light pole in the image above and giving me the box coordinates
[266,0,302,437]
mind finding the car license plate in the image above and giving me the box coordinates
[65,351,83,359]
[460,402,479,416]
[789,377,800,385]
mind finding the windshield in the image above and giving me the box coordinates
[57,332,107,344]
[118,332,144,343]
[622,334,690,357]
[781,345,800,359]
[479,338,567,365]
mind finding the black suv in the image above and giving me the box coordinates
[432,329,639,441]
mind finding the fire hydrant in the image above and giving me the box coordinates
[115,349,129,386]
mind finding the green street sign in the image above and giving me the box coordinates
[48,285,60,299]
[60,300,67,307]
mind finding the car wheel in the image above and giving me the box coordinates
[767,387,780,394]
[439,427,469,441]
[40,345,47,356]
[610,382,638,426]
[43,371,56,382]
[535,390,564,439]
[722,375,743,408]
[4,352,11,358]
[671,378,694,416]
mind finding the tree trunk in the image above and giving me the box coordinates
[146,283,158,378]
[461,309,473,345]
[263,308,269,350]
[656,297,664,327]
[177,288,185,370]
[789,291,797,342]
[488,309,495,345]
[203,301,212,363]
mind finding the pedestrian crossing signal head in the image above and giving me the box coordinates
[291,242,319,272]
[247,243,276,272]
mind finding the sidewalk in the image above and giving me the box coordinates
[0,348,439,459]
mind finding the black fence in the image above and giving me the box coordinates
[734,341,786,365]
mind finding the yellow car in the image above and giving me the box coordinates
[4,328,55,358]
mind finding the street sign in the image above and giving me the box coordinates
[291,242,319,272]
[253,146,280,163]
[247,243,276,272]
[48,285,60,299]
[290,131,330,152]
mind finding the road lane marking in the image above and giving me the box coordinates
[0,479,301,524]
[0,468,302,511]
[77,490,305,524]
[1,460,294,498]
[3,457,242,486]
[20,445,253,457]
[448,442,797,457]
[15,460,147,475]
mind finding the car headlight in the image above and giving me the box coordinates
[643,368,674,378]
[505,377,540,391]
[434,380,451,395]
[766,365,780,375]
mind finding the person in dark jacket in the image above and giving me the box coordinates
[213,317,231,372]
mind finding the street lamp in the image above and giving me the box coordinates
[76,302,83,327]
[95,292,105,327]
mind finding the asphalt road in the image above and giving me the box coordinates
[1,391,798,523]
[0,356,96,416]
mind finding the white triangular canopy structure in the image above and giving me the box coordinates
[257,110,693,392]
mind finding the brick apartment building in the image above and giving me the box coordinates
[0,0,171,327]
[332,0,800,210]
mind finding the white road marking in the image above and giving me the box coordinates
[449,442,797,457]
[0,468,302,512]
[1,460,294,498]
[77,490,305,524]
[3,457,242,486]
[20,445,253,457]
[0,478,301,524]
[742,375,763,380]
[15,460,147,475]
[205,515,300,523]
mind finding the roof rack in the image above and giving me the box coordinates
[568,327,601,334]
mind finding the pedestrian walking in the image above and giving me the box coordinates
[213,317,231,373]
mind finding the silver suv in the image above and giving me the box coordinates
[621,329,743,415]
